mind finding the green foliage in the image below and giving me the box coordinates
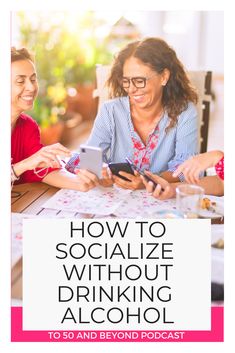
[17,11,113,126]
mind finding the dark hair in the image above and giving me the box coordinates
[11,47,35,63]
[107,37,198,130]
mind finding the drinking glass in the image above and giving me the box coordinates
[176,184,204,218]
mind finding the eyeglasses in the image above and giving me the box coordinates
[121,73,157,89]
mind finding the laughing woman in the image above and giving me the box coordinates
[11,47,98,191]
[85,37,199,190]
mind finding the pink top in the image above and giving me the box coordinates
[11,113,58,184]
[215,156,224,180]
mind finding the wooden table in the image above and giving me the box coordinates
[11,182,59,215]
[11,183,59,300]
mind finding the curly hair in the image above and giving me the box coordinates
[107,37,198,130]
[11,47,35,63]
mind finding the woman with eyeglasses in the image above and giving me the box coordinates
[80,37,198,190]
[11,47,99,191]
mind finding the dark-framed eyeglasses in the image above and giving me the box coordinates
[121,73,157,89]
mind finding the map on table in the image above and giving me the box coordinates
[113,189,177,217]
[41,186,131,215]
[41,187,224,218]
[41,186,178,217]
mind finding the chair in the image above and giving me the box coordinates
[93,65,212,153]
[187,71,212,153]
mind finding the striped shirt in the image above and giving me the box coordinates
[85,96,198,180]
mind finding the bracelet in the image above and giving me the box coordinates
[11,165,20,182]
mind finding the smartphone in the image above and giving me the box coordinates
[108,162,134,181]
[125,157,163,190]
[79,145,103,178]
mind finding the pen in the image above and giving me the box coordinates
[60,160,67,166]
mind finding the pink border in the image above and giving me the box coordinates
[11,306,223,342]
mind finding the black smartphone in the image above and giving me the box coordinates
[125,157,163,190]
[108,162,134,181]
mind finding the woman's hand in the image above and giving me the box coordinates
[43,168,99,192]
[141,171,178,200]
[75,169,99,191]
[98,166,114,187]
[173,155,206,184]
[113,170,144,190]
[28,143,71,169]
[14,143,71,177]
[173,151,224,184]
[22,143,71,170]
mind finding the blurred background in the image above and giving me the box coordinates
[11,10,224,152]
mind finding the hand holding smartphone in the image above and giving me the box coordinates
[65,145,103,177]
[125,157,164,191]
[108,162,134,181]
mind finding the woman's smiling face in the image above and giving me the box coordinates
[11,59,39,116]
[122,56,168,110]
